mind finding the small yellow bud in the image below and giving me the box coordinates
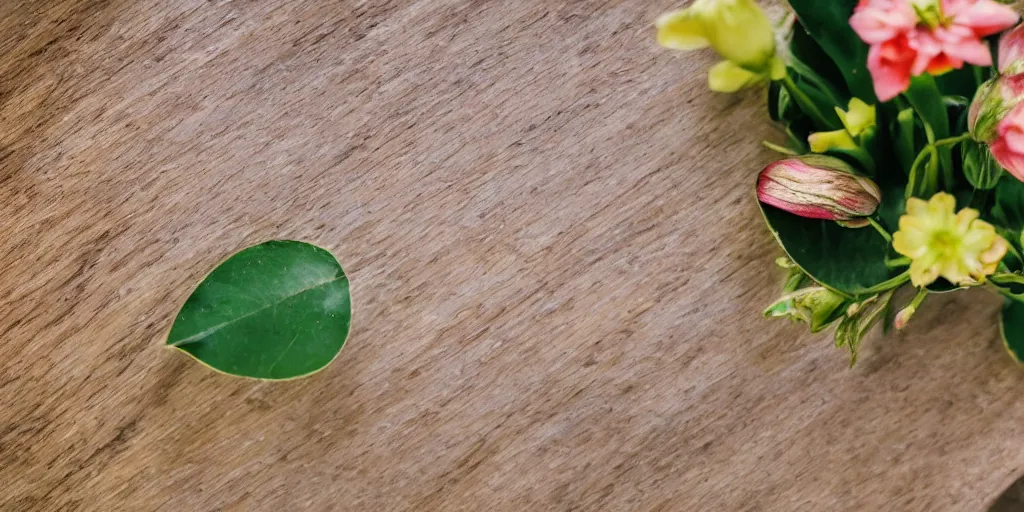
[808,130,858,154]
[835,98,876,137]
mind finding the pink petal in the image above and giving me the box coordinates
[867,43,913,101]
[940,35,992,66]
[1005,128,1024,154]
[1003,74,1024,97]
[991,138,1024,181]
[1000,106,1024,153]
[947,0,1020,37]
[909,31,944,75]
[992,104,1024,181]
[850,2,916,44]
[999,24,1024,73]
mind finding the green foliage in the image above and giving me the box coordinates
[168,241,352,380]
[758,203,898,299]
[752,2,1023,364]
[785,0,874,102]
[1000,299,1024,364]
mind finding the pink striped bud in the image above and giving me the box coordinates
[757,155,882,225]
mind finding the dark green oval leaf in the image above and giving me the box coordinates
[758,203,896,299]
[167,240,351,380]
[999,299,1024,364]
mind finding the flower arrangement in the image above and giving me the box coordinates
[657,0,1024,364]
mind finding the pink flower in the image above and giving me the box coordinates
[989,102,1024,181]
[850,0,1019,102]
[757,155,882,224]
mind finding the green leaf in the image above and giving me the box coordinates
[934,67,979,98]
[785,0,875,102]
[991,175,1024,232]
[999,299,1024,364]
[759,203,897,299]
[167,240,352,380]
[904,75,953,183]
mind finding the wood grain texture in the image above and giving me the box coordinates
[1,0,1022,510]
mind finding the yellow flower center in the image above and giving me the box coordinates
[929,230,959,258]
[911,0,946,29]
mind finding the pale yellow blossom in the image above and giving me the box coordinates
[893,192,1008,287]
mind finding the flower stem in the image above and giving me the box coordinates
[885,256,911,269]
[908,288,929,310]
[867,217,892,243]
[932,133,971,148]
[860,271,912,295]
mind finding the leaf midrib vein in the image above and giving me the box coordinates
[169,274,345,347]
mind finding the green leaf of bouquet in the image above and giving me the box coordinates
[167,240,352,380]
[767,81,786,123]
[904,75,953,180]
[934,67,980,99]
[759,204,896,299]
[785,0,875,102]
[992,174,1024,232]
[999,299,1024,364]
[789,20,848,100]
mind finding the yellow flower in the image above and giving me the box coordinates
[656,0,784,92]
[893,192,1009,287]
[835,98,876,137]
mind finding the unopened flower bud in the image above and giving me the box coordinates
[893,305,915,330]
[764,286,847,333]
[757,155,882,225]
[969,75,1024,142]
[1000,23,1024,76]
[969,76,1024,182]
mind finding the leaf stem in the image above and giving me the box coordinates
[885,256,911,269]
[908,288,929,310]
[859,271,912,295]
[762,140,800,156]
[932,133,971,148]
[905,145,938,199]
[867,217,892,243]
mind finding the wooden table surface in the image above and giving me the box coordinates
[2,0,1022,510]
